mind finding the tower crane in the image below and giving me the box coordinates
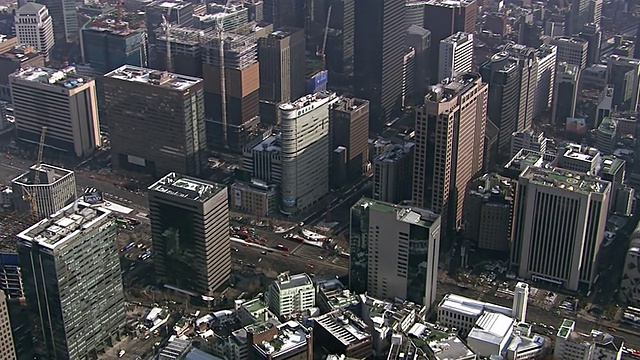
[163,7,173,72]
[317,5,333,71]
[216,0,233,148]
[22,126,47,221]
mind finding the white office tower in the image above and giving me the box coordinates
[279,91,338,215]
[267,272,315,318]
[512,166,611,291]
[350,198,441,307]
[510,130,548,158]
[533,44,557,118]
[512,282,529,323]
[10,67,101,158]
[14,3,54,62]
[438,32,474,82]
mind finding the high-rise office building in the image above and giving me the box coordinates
[373,143,414,204]
[263,0,303,28]
[148,173,230,296]
[412,73,488,235]
[10,67,101,157]
[551,36,588,69]
[570,0,591,35]
[511,166,611,291]
[405,25,431,101]
[422,0,476,83]
[405,0,425,28]
[330,97,369,186]
[402,48,416,106]
[480,52,520,155]
[280,91,338,214]
[104,65,206,177]
[504,44,538,132]
[438,32,473,82]
[80,18,147,73]
[533,44,557,118]
[258,28,306,103]
[36,0,77,43]
[0,290,16,360]
[607,55,640,113]
[11,163,76,220]
[579,23,601,67]
[206,2,250,32]
[354,0,405,129]
[552,62,580,127]
[350,198,441,307]
[17,201,125,359]
[589,0,603,27]
[14,3,54,62]
[202,30,261,149]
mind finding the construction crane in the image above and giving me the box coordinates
[22,126,47,221]
[216,0,234,148]
[163,8,173,72]
[317,5,333,71]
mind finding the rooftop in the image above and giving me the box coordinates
[279,91,337,113]
[273,273,313,291]
[10,67,91,90]
[438,293,512,318]
[16,200,111,250]
[552,36,588,45]
[104,65,201,91]
[562,144,600,163]
[331,97,369,113]
[147,0,192,10]
[426,73,483,103]
[597,117,617,136]
[407,0,476,8]
[12,163,74,187]
[467,312,515,346]
[428,333,476,359]
[442,31,473,44]
[252,134,281,153]
[521,166,609,195]
[83,18,142,37]
[601,156,624,177]
[374,143,414,163]
[609,54,640,66]
[0,45,42,62]
[149,172,226,203]
[354,198,440,229]
[314,310,370,346]
[254,321,309,356]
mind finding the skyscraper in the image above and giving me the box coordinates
[607,55,640,113]
[480,52,520,156]
[511,166,611,291]
[10,67,101,157]
[533,44,557,118]
[36,0,77,43]
[570,0,591,35]
[350,198,441,307]
[14,3,54,62]
[412,73,488,235]
[145,0,193,68]
[104,65,207,177]
[202,30,261,149]
[354,0,405,129]
[155,26,204,77]
[330,97,369,186]
[438,32,473,82]
[552,62,580,127]
[17,201,125,359]
[505,44,538,132]
[80,19,147,73]
[422,0,476,83]
[280,91,338,214]
[579,23,602,67]
[258,28,306,103]
[0,290,16,360]
[373,143,414,204]
[405,25,431,101]
[148,173,230,296]
[551,36,588,69]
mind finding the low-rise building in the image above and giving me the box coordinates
[229,180,278,217]
[466,312,515,357]
[554,319,623,360]
[267,273,315,318]
[387,323,476,360]
[437,294,512,336]
[557,143,602,175]
[314,309,372,359]
[316,279,359,313]
[250,321,313,360]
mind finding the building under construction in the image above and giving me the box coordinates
[202,24,266,150]
[10,164,77,221]
[156,26,206,77]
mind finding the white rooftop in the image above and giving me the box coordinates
[105,65,201,91]
[467,312,515,346]
[438,294,512,317]
[315,311,370,346]
[279,91,336,112]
